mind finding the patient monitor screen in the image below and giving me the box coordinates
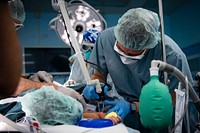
[23,47,71,75]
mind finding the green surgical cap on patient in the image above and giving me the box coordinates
[8,0,26,24]
[114,8,161,50]
[21,86,83,125]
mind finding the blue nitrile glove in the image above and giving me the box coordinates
[82,84,109,100]
[104,100,131,119]
[103,85,109,93]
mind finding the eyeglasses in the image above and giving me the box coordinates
[13,22,24,30]
[81,41,94,52]
[81,44,93,52]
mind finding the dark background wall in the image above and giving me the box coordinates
[19,0,200,78]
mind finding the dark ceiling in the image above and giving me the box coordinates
[21,0,189,15]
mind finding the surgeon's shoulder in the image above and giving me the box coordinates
[99,27,115,38]
[164,34,182,54]
[165,35,187,64]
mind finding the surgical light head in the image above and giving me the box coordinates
[49,0,106,46]
[114,8,161,50]
[8,0,26,25]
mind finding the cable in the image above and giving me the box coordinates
[185,76,190,133]
[61,15,75,53]
[84,59,106,74]
[5,111,24,117]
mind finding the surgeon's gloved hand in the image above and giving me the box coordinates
[82,84,109,100]
[104,100,131,119]
[64,79,77,86]
[29,71,53,83]
[57,86,86,110]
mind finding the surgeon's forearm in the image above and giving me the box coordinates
[91,70,107,83]
[0,2,22,97]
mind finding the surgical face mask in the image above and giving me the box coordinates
[69,66,72,71]
[114,41,146,60]
[120,55,138,64]
[84,50,91,60]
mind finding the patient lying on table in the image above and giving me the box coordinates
[0,72,122,127]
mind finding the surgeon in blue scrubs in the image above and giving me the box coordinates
[82,8,197,132]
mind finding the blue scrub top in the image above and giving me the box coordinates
[89,26,193,102]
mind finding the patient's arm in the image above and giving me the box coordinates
[83,112,122,125]
[13,77,58,96]
[83,111,106,119]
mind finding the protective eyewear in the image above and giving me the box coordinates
[14,22,24,30]
[81,45,93,52]
[114,41,146,60]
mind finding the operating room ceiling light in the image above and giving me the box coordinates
[50,0,107,47]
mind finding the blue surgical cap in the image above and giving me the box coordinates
[81,29,99,47]
[8,0,26,24]
[114,8,161,50]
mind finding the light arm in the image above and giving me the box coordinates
[51,0,102,93]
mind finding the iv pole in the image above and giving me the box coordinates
[158,0,168,85]
[51,0,102,93]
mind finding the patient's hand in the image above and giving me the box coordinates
[13,77,58,96]
[29,71,53,83]
[64,79,76,86]
[106,115,122,125]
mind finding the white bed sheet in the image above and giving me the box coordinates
[42,123,139,133]
[0,121,139,133]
